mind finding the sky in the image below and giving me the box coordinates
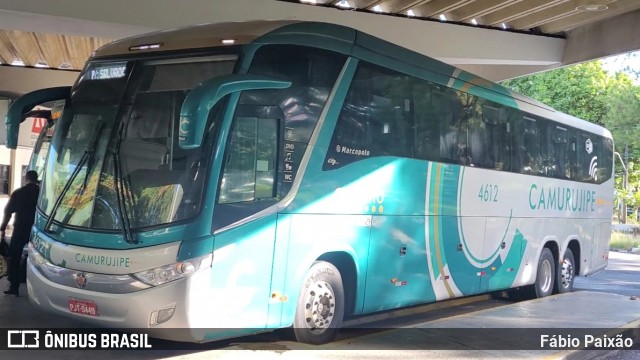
[601,50,640,82]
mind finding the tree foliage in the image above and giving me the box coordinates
[502,61,612,126]
[603,76,640,159]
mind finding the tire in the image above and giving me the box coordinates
[292,261,344,345]
[554,248,575,294]
[531,248,555,298]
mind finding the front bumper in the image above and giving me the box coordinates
[27,258,210,342]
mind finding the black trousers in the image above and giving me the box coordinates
[6,233,28,290]
[7,255,23,290]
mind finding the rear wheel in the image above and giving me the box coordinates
[531,248,555,298]
[555,248,575,294]
[292,261,344,344]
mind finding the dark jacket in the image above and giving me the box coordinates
[1,182,40,255]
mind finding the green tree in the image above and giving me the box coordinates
[605,75,640,222]
[614,161,640,222]
[603,74,640,160]
[501,61,612,125]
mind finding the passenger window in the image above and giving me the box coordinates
[516,116,544,175]
[247,44,346,188]
[576,132,595,182]
[411,81,441,161]
[435,89,467,166]
[549,125,570,179]
[324,62,412,170]
[468,104,511,171]
[597,137,613,183]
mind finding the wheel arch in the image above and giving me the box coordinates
[317,251,358,317]
[542,238,559,264]
[565,239,581,276]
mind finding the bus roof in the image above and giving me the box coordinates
[92,20,612,140]
[93,20,299,58]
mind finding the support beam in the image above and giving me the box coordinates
[542,0,640,35]
[0,0,564,80]
[0,65,78,94]
[563,8,640,65]
[457,63,558,81]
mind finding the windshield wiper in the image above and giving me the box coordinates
[111,121,136,244]
[79,123,105,193]
[44,122,105,233]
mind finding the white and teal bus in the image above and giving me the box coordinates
[5,20,613,344]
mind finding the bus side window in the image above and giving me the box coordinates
[575,132,612,184]
[576,132,594,182]
[516,116,544,175]
[496,107,512,172]
[435,89,467,165]
[411,81,440,161]
[549,125,570,179]
[468,104,511,171]
[324,62,412,169]
[467,102,487,168]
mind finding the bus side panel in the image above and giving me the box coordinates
[360,159,436,312]
[427,163,482,297]
[363,214,435,312]
[206,214,277,331]
[589,221,611,274]
[481,217,526,292]
[266,214,292,328]
[278,213,371,327]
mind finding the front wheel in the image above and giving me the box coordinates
[554,248,576,294]
[292,261,344,344]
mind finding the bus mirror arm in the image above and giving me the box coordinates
[4,86,71,149]
[178,74,291,150]
[22,109,52,122]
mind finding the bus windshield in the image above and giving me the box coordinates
[40,55,237,231]
[29,101,63,178]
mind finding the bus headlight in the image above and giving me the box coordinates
[28,242,48,267]
[133,253,212,286]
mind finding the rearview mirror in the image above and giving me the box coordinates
[179,74,291,149]
[5,86,71,149]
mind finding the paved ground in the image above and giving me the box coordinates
[0,252,639,359]
[575,251,640,297]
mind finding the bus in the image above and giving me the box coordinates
[5,20,613,345]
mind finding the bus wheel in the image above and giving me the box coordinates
[555,248,575,294]
[532,248,555,298]
[293,261,344,345]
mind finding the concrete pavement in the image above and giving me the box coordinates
[1,253,639,359]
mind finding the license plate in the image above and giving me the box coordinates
[68,298,98,316]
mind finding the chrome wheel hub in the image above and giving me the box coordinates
[561,257,575,289]
[303,280,336,333]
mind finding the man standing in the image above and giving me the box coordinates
[1,170,39,296]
